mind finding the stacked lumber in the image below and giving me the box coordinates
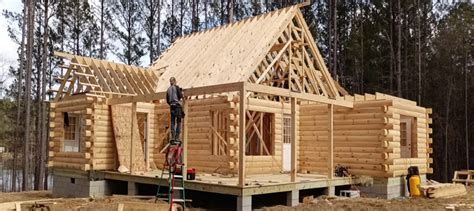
[420,180,467,198]
[452,170,474,184]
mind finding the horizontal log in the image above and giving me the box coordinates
[53,157,89,164]
[55,105,90,112]
[247,105,291,114]
[55,152,90,159]
[299,124,393,131]
[392,101,426,114]
[92,163,115,170]
[50,161,90,171]
[300,118,387,126]
[388,107,427,119]
[92,159,115,165]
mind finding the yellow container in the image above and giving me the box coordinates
[409,175,421,197]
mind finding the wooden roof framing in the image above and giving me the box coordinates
[53,52,161,101]
[151,5,343,100]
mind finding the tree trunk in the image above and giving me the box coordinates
[38,0,49,191]
[13,0,29,192]
[396,0,402,97]
[204,0,208,29]
[445,84,452,182]
[99,0,105,59]
[416,0,422,104]
[228,0,233,24]
[389,0,394,94]
[180,0,184,35]
[465,34,469,171]
[157,0,161,56]
[23,0,36,191]
[332,0,337,79]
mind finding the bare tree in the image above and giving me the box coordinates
[396,0,402,97]
[23,0,36,191]
[38,0,50,190]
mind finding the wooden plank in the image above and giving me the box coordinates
[291,97,297,182]
[183,100,189,180]
[110,105,146,172]
[245,82,352,108]
[107,82,243,105]
[238,87,246,187]
[328,104,334,180]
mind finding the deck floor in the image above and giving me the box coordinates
[139,170,329,187]
[103,170,357,196]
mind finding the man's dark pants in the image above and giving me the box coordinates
[170,105,182,140]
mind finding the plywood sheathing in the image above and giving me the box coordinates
[111,105,146,173]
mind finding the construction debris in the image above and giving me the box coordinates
[420,180,467,198]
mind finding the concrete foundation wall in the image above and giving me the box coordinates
[357,175,427,199]
[52,175,112,197]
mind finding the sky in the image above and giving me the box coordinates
[0,0,22,90]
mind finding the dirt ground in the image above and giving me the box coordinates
[0,192,170,211]
[264,186,474,211]
[0,187,472,211]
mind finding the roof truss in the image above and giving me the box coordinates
[246,9,342,101]
[52,52,160,101]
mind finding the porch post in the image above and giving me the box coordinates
[130,102,137,174]
[183,99,188,180]
[238,85,246,187]
[291,97,297,182]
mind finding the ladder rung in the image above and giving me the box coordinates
[156,198,192,202]
[174,175,183,178]
[173,187,184,190]
[172,199,192,202]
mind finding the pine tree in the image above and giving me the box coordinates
[111,0,145,66]
[144,0,161,63]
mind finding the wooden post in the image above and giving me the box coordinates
[291,97,297,182]
[289,38,293,91]
[130,102,137,174]
[238,86,246,187]
[145,113,150,170]
[328,104,334,179]
[182,100,188,180]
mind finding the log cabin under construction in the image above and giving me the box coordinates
[48,4,433,210]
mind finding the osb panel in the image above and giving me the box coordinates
[111,105,146,172]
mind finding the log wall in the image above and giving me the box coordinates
[49,95,158,172]
[298,93,433,178]
[154,96,236,174]
[244,98,298,175]
[48,95,95,171]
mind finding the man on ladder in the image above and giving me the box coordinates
[167,77,184,142]
[156,77,189,210]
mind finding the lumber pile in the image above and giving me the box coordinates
[420,180,467,198]
[452,170,474,184]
